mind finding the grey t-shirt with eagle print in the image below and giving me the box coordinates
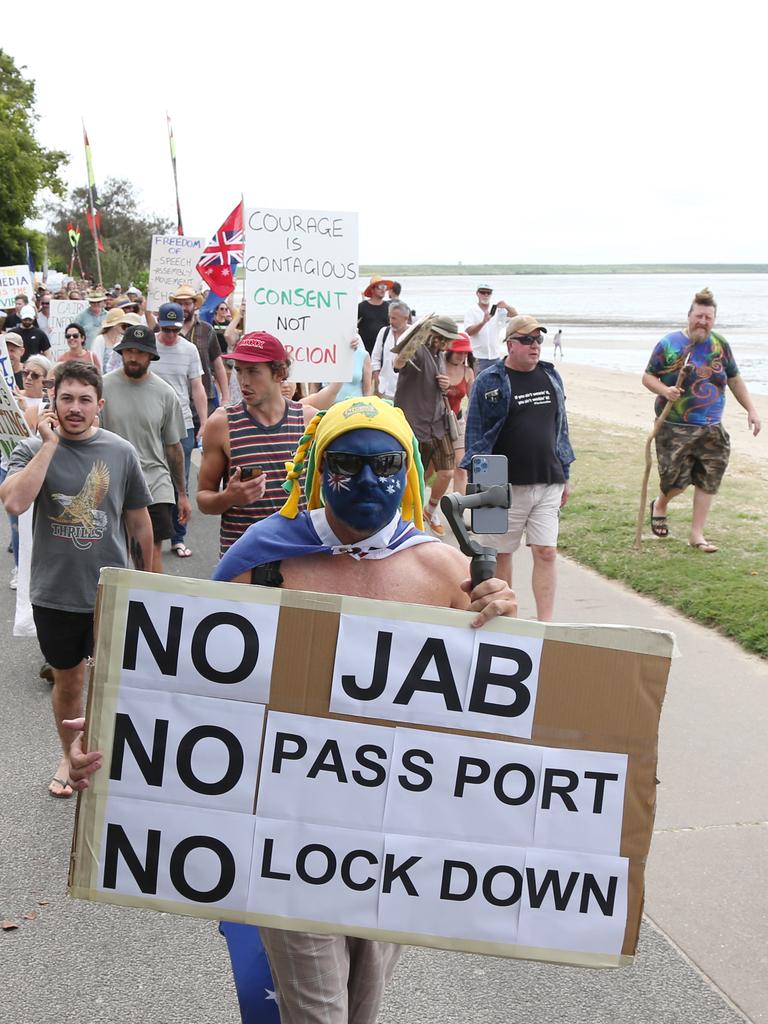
[8,430,151,612]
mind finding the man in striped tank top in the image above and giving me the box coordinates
[197,332,319,554]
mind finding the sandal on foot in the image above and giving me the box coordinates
[48,776,73,799]
[688,540,718,553]
[649,500,669,538]
[171,543,193,558]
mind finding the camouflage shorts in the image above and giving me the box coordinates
[655,422,730,495]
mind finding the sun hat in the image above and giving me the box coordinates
[363,275,395,298]
[86,287,107,303]
[280,397,425,530]
[103,307,131,329]
[231,332,287,363]
[170,284,203,307]
[430,316,463,341]
[4,332,23,348]
[113,324,159,360]
[448,332,473,354]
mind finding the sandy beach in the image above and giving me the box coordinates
[559,363,768,471]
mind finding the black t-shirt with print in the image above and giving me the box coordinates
[492,365,564,485]
[18,326,51,361]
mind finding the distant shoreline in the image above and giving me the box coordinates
[359,264,768,276]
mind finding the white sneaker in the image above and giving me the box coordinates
[9,566,18,590]
[425,507,445,536]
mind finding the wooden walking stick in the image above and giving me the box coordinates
[633,354,691,551]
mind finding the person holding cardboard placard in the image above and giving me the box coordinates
[68,396,516,1024]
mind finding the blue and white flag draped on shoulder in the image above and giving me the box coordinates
[212,508,437,582]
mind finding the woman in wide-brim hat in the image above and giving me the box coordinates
[91,308,139,370]
[362,274,394,299]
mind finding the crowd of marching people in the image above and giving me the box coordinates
[2,268,763,1024]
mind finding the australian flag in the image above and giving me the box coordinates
[219,922,280,1022]
[196,201,244,298]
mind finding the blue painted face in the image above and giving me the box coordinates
[322,429,407,534]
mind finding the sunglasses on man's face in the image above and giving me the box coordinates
[509,334,543,346]
[324,451,405,478]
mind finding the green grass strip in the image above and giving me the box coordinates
[559,417,768,657]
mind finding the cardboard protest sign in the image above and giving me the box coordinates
[244,208,358,383]
[0,375,32,458]
[0,265,33,307]
[70,569,674,969]
[147,236,205,313]
[48,300,88,360]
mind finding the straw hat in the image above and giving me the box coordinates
[170,284,203,308]
[363,275,394,298]
[86,287,107,304]
[102,305,138,329]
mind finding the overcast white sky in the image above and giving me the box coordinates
[8,0,766,264]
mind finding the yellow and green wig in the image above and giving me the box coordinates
[281,397,426,530]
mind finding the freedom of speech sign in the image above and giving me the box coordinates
[69,569,673,968]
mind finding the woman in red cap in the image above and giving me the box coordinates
[444,332,475,494]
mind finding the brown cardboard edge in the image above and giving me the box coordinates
[66,887,630,969]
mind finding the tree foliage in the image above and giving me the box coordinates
[0,49,67,265]
[46,178,173,285]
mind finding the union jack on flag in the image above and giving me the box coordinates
[196,201,244,297]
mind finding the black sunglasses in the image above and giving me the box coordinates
[325,451,405,478]
[66,332,82,339]
[509,334,543,346]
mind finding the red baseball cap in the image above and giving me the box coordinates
[232,331,287,363]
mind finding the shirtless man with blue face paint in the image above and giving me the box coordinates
[67,397,517,1024]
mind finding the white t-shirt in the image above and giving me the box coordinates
[371,325,400,399]
[463,304,508,360]
[153,337,203,428]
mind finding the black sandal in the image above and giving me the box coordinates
[649,500,669,538]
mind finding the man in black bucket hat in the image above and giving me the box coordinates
[100,324,191,572]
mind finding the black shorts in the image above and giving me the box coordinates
[32,605,94,670]
[148,502,174,543]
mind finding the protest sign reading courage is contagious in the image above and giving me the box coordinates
[244,208,358,384]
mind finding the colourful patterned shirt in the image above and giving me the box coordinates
[645,330,739,426]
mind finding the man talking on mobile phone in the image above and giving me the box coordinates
[462,315,575,621]
[0,361,152,798]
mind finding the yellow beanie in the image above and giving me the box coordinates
[281,397,425,530]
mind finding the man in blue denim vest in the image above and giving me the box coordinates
[463,315,575,621]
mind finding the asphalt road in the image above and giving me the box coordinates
[0,470,749,1023]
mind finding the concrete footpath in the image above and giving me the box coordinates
[2,503,765,1023]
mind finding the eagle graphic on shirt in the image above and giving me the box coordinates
[49,460,110,549]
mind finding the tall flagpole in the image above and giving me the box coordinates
[167,114,184,236]
[82,121,103,286]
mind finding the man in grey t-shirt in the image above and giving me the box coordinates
[153,301,207,557]
[101,324,190,573]
[0,360,152,799]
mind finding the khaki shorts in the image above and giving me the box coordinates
[418,434,455,472]
[477,482,564,552]
[655,422,730,495]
